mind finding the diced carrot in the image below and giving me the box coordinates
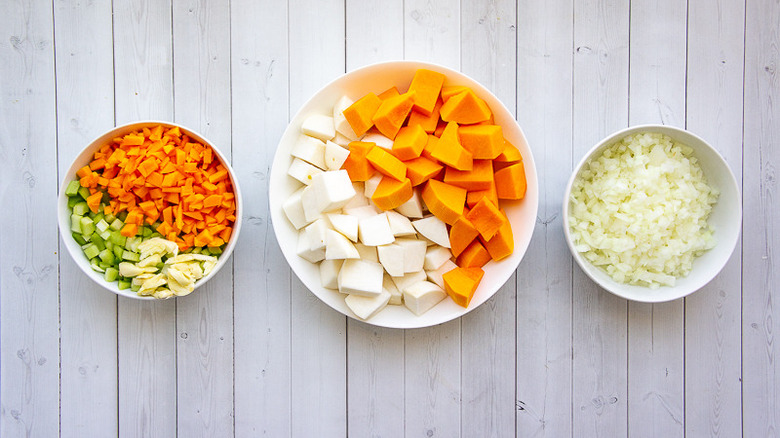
[120,222,138,238]
[86,191,103,214]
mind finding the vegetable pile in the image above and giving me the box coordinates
[65,125,236,298]
[568,132,718,288]
[283,68,527,320]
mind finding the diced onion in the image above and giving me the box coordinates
[568,132,719,288]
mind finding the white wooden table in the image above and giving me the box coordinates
[1,0,777,436]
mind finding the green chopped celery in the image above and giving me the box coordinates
[122,250,140,262]
[150,232,162,238]
[125,237,140,253]
[98,248,115,265]
[191,247,201,255]
[83,244,100,260]
[104,267,119,282]
[112,245,124,259]
[109,218,123,231]
[98,229,111,241]
[105,240,114,251]
[93,212,104,224]
[109,230,126,247]
[117,211,127,222]
[199,248,211,256]
[70,214,83,233]
[95,219,110,233]
[104,212,116,223]
[72,232,87,246]
[130,282,140,292]
[90,234,106,251]
[155,262,165,270]
[72,201,89,216]
[208,245,223,255]
[90,258,104,273]
[79,217,95,237]
[78,186,91,200]
[65,180,81,197]
[142,227,152,238]
[67,196,81,208]
[117,280,131,290]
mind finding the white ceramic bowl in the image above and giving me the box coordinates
[57,121,243,300]
[269,61,538,328]
[563,124,741,302]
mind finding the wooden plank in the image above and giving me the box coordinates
[515,0,574,435]
[572,0,629,436]
[742,0,780,434]
[344,1,405,437]
[171,0,234,436]
[112,1,178,436]
[403,2,461,436]
[0,0,60,436]
[53,0,118,435]
[288,0,347,436]
[460,1,517,436]
[626,0,687,436]
[684,0,744,436]
[230,0,292,436]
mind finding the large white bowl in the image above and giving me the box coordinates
[269,61,539,328]
[57,121,243,300]
[563,124,741,302]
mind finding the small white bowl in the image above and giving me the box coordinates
[269,61,539,328]
[563,124,741,302]
[57,121,243,300]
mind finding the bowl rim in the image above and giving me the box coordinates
[268,59,539,328]
[57,120,243,300]
[562,123,742,302]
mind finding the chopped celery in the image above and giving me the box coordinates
[130,283,140,292]
[104,267,118,282]
[122,250,140,262]
[191,247,201,255]
[70,214,83,233]
[72,232,87,245]
[155,262,165,270]
[208,246,223,255]
[98,229,111,241]
[109,230,126,247]
[73,201,89,216]
[104,212,116,223]
[93,213,104,224]
[112,245,124,259]
[90,234,106,251]
[83,244,100,260]
[105,240,114,251]
[109,218,123,231]
[78,186,91,200]
[90,258,105,273]
[79,217,95,237]
[65,180,81,197]
[142,227,152,238]
[95,219,110,233]
[117,280,131,290]
[67,196,81,208]
[125,237,140,253]
[117,211,127,222]
[98,248,115,265]
[150,232,162,238]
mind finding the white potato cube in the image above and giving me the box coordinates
[291,135,327,169]
[424,245,453,270]
[403,281,447,316]
[301,185,322,223]
[320,259,343,289]
[333,96,359,140]
[377,244,405,277]
[426,259,457,289]
[386,210,416,236]
[355,243,378,263]
[305,218,330,254]
[282,187,308,229]
[324,140,350,171]
[311,170,356,213]
[343,183,369,209]
[301,114,336,141]
[395,189,424,218]
[297,231,325,263]
[412,216,450,248]
[363,173,383,199]
[325,229,359,260]
[327,213,358,242]
[390,270,427,294]
[395,238,427,273]
[363,131,394,150]
[338,259,384,296]
[346,204,381,220]
[288,158,323,185]
[383,274,403,305]
[333,132,354,148]
[345,289,391,320]
[359,213,395,246]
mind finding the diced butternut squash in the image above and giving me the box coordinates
[494,139,523,163]
[421,179,466,225]
[466,179,499,208]
[465,196,506,240]
[439,89,492,125]
[407,98,443,134]
[494,161,527,200]
[449,215,479,257]
[422,135,440,161]
[440,85,468,102]
[405,156,443,187]
[433,120,447,137]
[455,240,492,268]
[458,125,505,159]
[481,211,513,261]
[443,159,493,191]
[391,125,428,160]
[378,86,400,100]
[372,176,413,210]
[342,141,376,182]
[407,68,445,115]
[431,121,473,171]
[443,267,484,307]
[343,93,382,137]
[366,146,407,181]
[372,91,416,139]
